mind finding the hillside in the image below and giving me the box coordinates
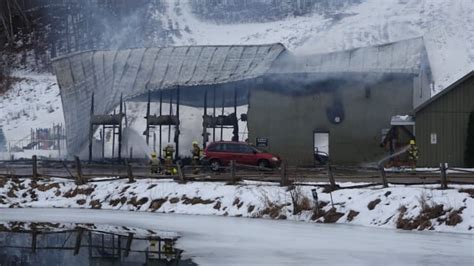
[0,0,473,157]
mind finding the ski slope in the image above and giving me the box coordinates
[157,0,473,93]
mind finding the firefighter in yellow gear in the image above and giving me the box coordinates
[149,152,160,174]
[163,239,174,260]
[163,144,175,175]
[191,141,202,174]
[407,139,419,170]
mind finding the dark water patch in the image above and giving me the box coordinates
[0,221,197,266]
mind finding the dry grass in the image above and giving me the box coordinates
[445,210,463,226]
[311,205,344,223]
[181,196,214,205]
[367,198,381,210]
[35,183,60,192]
[247,205,255,213]
[289,185,312,215]
[459,189,474,198]
[347,210,360,221]
[396,203,446,230]
[127,197,149,207]
[109,197,127,207]
[76,199,86,205]
[89,199,101,209]
[149,198,168,211]
[63,187,94,198]
[169,197,180,204]
[257,195,286,219]
[213,201,222,210]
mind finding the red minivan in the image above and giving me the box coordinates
[203,141,281,171]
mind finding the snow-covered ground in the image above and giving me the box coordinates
[0,72,247,159]
[0,208,472,266]
[158,0,474,93]
[0,72,64,159]
[1,178,472,234]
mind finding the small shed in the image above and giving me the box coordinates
[415,71,474,167]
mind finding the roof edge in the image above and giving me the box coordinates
[414,70,474,113]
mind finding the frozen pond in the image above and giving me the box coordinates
[1,208,472,265]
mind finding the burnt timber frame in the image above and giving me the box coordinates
[88,93,125,162]
[144,87,181,160]
[202,87,239,149]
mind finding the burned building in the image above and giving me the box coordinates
[53,38,437,166]
[248,37,432,166]
[52,44,285,158]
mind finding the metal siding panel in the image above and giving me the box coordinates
[132,48,161,95]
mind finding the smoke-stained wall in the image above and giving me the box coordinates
[248,74,414,165]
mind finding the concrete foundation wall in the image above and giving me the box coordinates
[248,76,414,166]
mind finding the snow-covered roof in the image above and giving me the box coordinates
[390,115,415,126]
[269,37,429,75]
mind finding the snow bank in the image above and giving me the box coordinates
[0,178,472,234]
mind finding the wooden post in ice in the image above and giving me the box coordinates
[379,165,388,188]
[327,163,336,190]
[74,156,85,185]
[280,162,288,186]
[440,163,448,189]
[32,155,38,180]
[73,228,84,255]
[124,233,134,257]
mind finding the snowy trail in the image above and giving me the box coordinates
[1,208,472,266]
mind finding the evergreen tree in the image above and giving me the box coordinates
[465,111,474,167]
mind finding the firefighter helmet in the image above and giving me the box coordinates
[409,139,416,145]
[151,152,157,158]
[192,140,199,146]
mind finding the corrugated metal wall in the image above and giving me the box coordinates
[416,74,474,167]
[248,75,414,166]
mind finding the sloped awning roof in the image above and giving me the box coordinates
[51,44,286,156]
[270,37,429,75]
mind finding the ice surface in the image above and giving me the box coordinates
[0,208,472,266]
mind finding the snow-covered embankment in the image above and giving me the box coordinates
[0,177,472,233]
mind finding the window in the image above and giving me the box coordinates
[227,144,241,153]
[207,143,223,152]
[239,144,254,154]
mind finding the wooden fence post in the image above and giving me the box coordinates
[230,160,237,185]
[379,165,388,188]
[280,162,288,186]
[74,156,84,185]
[125,159,134,183]
[32,155,38,180]
[327,163,336,190]
[176,161,186,183]
[440,163,448,189]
